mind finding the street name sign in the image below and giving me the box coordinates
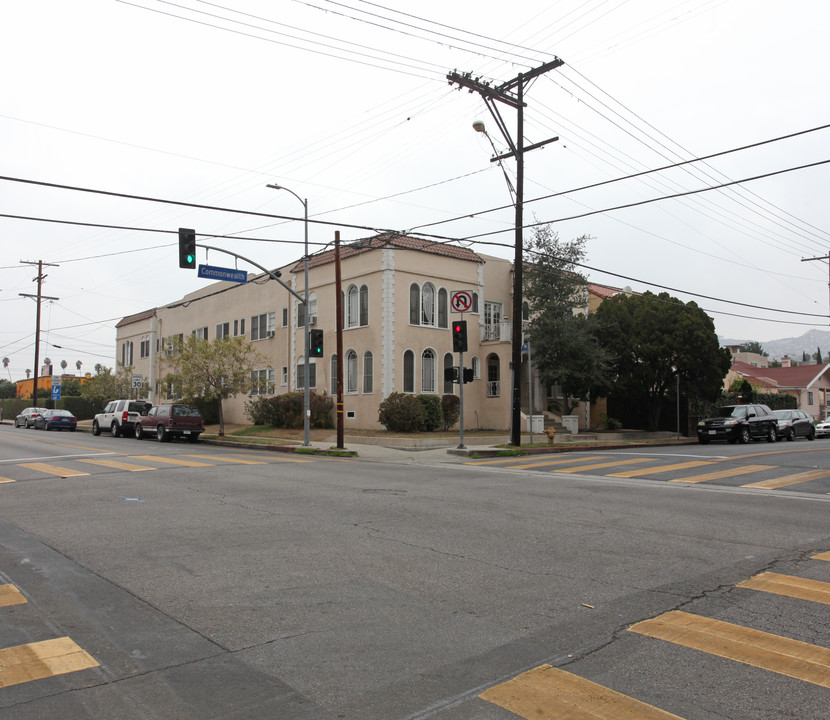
[197,265,247,284]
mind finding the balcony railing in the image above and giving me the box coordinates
[482,320,511,342]
[487,380,500,397]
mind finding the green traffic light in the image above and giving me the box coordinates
[187,254,194,264]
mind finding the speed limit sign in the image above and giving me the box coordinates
[450,290,473,313]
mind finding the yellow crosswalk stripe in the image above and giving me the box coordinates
[813,551,830,562]
[741,469,830,489]
[670,464,773,484]
[629,610,830,688]
[0,584,27,608]
[0,637,99,689]
[129,455,213,467]
[183,454,266,465]
[609,461,714,478]
[503,456,606,470]
[0,476,14,484]
[18,462,89,478]
[77,458,155,472]
[479,664,686,719]
[466,455,603,467]
[737,572,830,605]
[551,458,655,473]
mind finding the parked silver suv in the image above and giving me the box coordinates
[92,399,152,437]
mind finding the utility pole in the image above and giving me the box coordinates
[448,58,563,446]
[20,260,59,407]
[335,232,345,449]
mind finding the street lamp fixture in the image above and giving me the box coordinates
[266,182,311,447]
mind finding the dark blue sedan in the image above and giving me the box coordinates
[34,409,78,432]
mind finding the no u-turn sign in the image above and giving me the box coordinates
[450,290,472,313]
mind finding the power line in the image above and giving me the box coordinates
[459,157,830,242]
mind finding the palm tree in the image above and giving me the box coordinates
[25,369,31,379]
[60,359,68,372]
[76,360,82,372]
[2,357,10,380]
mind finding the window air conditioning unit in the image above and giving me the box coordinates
[266,330,275,338]
[309,315,318,326]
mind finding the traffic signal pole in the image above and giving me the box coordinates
[458,312,465,449]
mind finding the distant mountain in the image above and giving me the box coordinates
[720,329,830,361]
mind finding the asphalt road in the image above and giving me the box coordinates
[0,424,828,719]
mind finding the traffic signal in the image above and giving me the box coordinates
[463,368,474,384]
[444,366,459,383]
[178,228,196,269]
[310,329,324,357]
[452,320,468,352]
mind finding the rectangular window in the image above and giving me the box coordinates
[281,366,288,386]
[251,312,275,341]
[282,308,288,327]
[363,352,373,394]
[297,361,317,389]
[216,322,230,339]
[233,318,246,337]
[808,391,814,405]
[192,327,208,340]
[250,368,275,396]
[484,302,502,340]
[140,339,150,358]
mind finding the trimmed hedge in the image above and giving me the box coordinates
[245,391,334,429]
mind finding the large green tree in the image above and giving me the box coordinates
[740,340,767,356]
[594,291,731,431]
[523,225,613,413]
[80,363,134,409]
[163,335,265,436]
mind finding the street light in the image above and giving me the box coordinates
[266,182,311,447]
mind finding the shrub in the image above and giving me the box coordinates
[378,392,424,432]
[245,391,333,429]
[600,413,622,430]
[441,394,460,430]
[418,394,443,431]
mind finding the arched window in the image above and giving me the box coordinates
[422,349,436,393]
[487,354,500,397]
[363,351,373,393]
[522,300,530,322]
[437,288,448,328]
[403,350,415,393]
[421,283,435,326]
[347,285,359,328]
[443,352,455,394]
[472,291,480,314]
[330,354,338,394]
[346,350,358,393]
[409,284,420,325]
[471,355,480,379]
[359,285,369,326]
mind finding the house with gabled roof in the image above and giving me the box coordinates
[727,360,830,419]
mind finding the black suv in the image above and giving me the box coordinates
[697,404,778,444]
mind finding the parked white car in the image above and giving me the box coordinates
[815,418,830,438]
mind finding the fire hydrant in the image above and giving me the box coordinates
[545,427,557,445]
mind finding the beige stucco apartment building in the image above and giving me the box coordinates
[115,233,606,431]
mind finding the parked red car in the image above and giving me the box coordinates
[134,403,204,442]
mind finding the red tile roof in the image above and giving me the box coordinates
[293,232,482,272]
[588,283,624,299]
[732,360,830,389]
[115,308,156,328]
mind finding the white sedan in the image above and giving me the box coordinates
[815,418,830,438]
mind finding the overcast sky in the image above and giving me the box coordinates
[2,0,829,380]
